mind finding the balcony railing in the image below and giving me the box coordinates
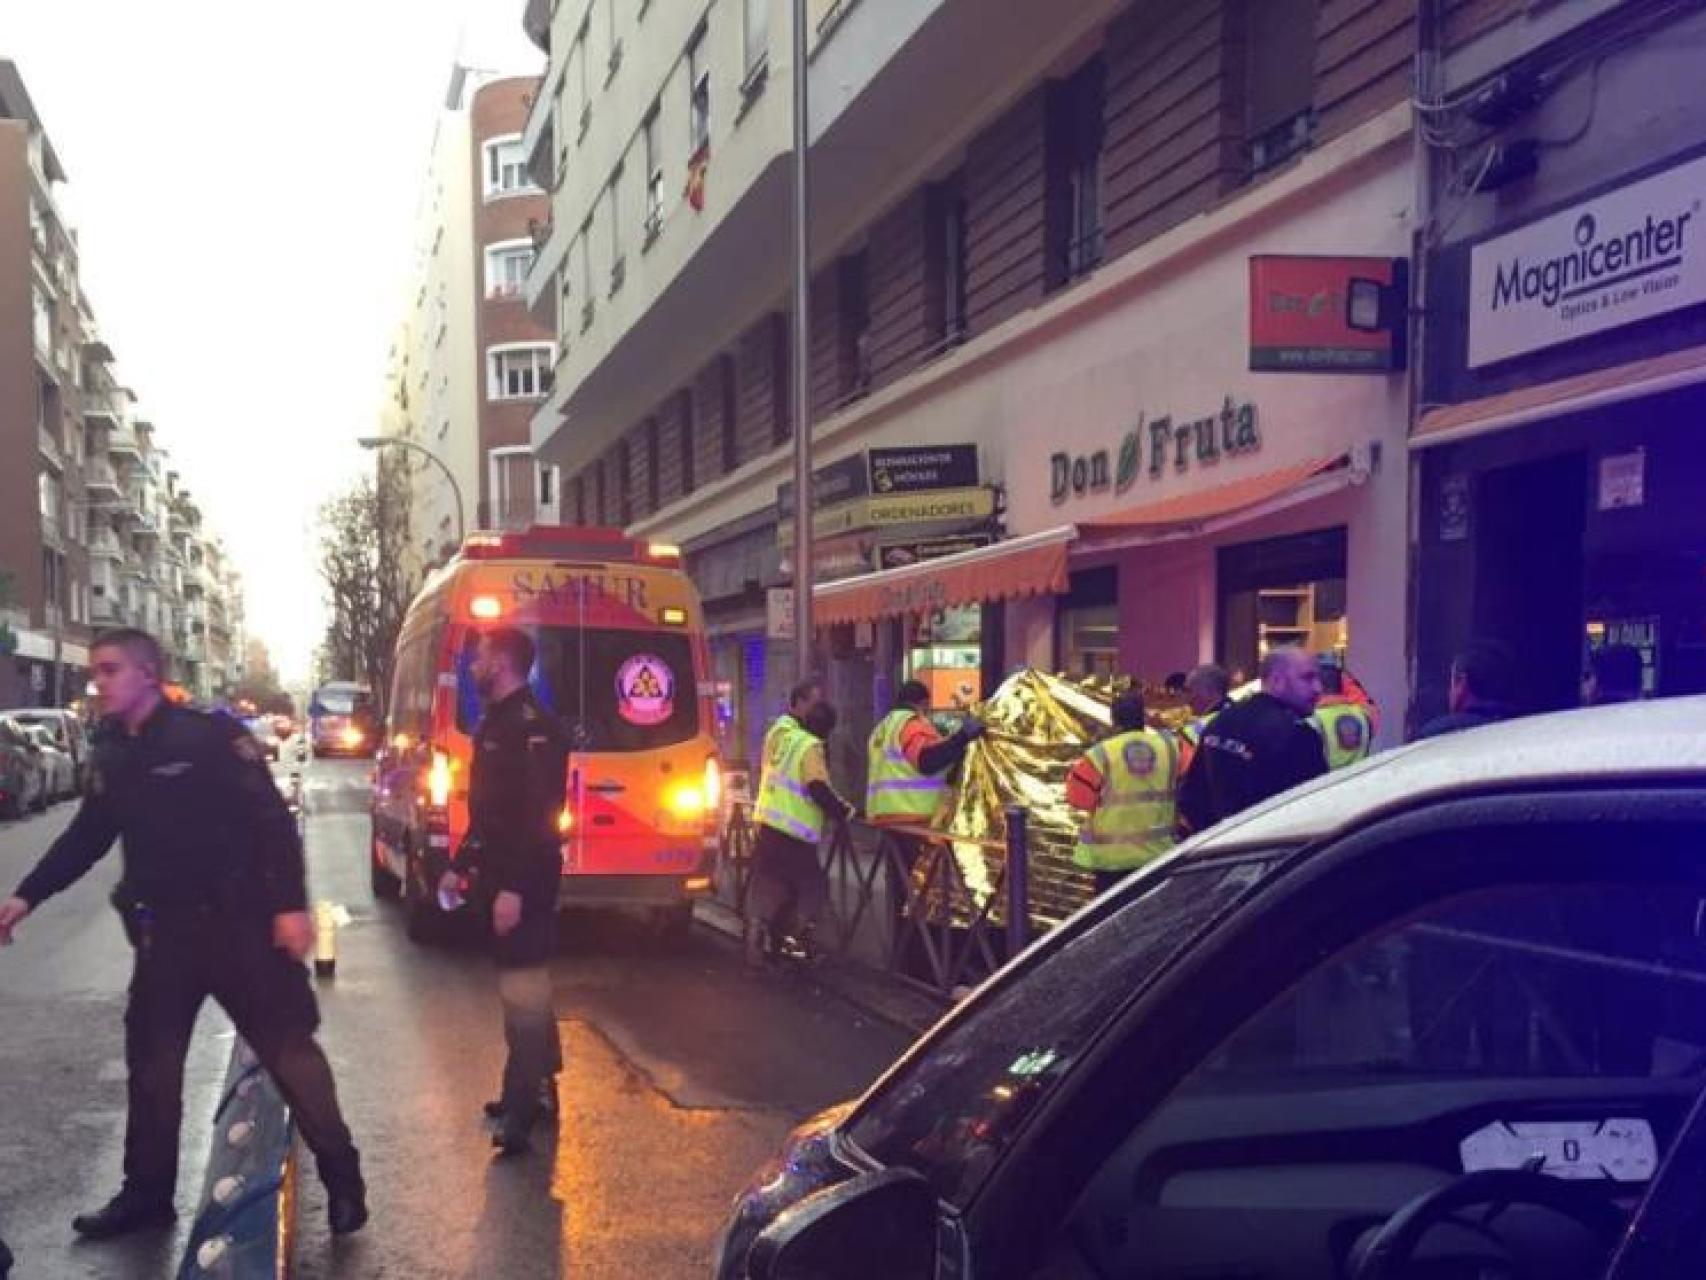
[38,426,63,470]
[84,458,120,495]
[108,428,141,457]
[89,527,126,560]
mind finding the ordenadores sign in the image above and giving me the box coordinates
[1468,153,1706,369]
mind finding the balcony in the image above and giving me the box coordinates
[83,458,120,499]
[88,527,126,561]
[39,513,66,552]
[90,595,127,628]
[38,425,63,471]
[108,427,141,458]
[83,387,125,425]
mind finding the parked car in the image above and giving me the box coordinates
[0,718,48,817]
[8,708,88,793]
[715,697,1706,1280]
[24,725,76,803]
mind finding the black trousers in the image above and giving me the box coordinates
[490,878,562,1119]
[124,910,358,1199]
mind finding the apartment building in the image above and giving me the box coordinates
[522,1,1433,786]
[380,64,554,575]
[0,60,244,708]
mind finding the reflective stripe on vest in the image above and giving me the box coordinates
[865,709,946,822]
[1310,703,1374,771]
[754,723,826,843]
[1073,729,1180,872]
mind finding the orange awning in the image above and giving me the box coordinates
[1078,455,1355,542]
[813,527,1072,627]
[1414,344,1706,448]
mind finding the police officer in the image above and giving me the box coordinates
[1179,663,1233,754]
[1066,690,1183,896]
[439,625,570,1158]
[1310,659,1377,770]
[0,628,366,1239]
[748,700,854,965]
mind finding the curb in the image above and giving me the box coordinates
[694,899,946,1036]
[175,1039,294,1280]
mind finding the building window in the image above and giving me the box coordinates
[604,0,623,80]
[1048,57,1105,288]
[743,0,768,76]
[487,345,556,401]
[608,166,626,294]
[678,389,696,494]
[643,105,664,240]
[539,463,556,510]
[688,24,710,154]
[645,418,661,511]
[1244,0,1317,177]
[573,22,591,140]
[483,135,538,198]
[484,241,535,298]
[579,223,595,330]
[931,172,969,348]
[839,251,871,400]
[32,287,52,357]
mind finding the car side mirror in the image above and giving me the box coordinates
[746,1168,938,1280]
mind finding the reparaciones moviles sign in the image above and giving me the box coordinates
[1468,153,1706,369]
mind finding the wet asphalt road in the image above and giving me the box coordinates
[0,759,912,1278]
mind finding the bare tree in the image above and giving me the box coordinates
[316,458,415,716]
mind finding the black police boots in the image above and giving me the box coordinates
[321,1150,369,1236]
[71,1188,176,1239]
[482,1078,559,1125]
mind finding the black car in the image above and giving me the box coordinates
[716,697,1706,1280]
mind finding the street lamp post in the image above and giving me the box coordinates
[790,0,814,684]
[355,436,466,550]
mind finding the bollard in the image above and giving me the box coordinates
[1004,805,1030,961]
[313,901,337,978]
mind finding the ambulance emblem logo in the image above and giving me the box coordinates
[1122,739,1158,777]
[616,655,676,727]
[1335,715,1366,751]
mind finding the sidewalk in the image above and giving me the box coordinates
[694,897,949,1037]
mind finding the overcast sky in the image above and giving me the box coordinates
[1,1,540,685]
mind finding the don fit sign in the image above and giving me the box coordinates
[1050,396,1259,505]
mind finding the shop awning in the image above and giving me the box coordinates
[1415,344,1706,449]
[813,526,1074,627]
[1076,454,1362,547]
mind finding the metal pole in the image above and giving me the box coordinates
[1004,804,1030,960]
[789,0,814,683]
[362,438,466,549]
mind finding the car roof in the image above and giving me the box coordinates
[1184,697,1706,855]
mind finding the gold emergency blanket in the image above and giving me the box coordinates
[931,671,1194,929]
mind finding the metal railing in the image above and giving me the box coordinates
[716,802,1036,1002]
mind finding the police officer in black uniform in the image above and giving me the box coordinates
[0,629,367,1240]
[439,625,570,1157]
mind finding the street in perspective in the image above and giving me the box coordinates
[4,1,1706,1278]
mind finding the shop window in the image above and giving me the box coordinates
[904,608,984,710]
[1242,0,1318,178]
[1057,566,1120,679]
[1217,527,1347,686]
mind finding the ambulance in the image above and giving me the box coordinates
[369,526,722,941]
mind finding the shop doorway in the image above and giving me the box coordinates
[1057,566,1120,678]
[1217,527,1348,685]
[1472,454,1586,713]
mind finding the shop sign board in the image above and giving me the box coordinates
[1588,615,1660,695]
[775,453,869,519]
[868,445,979,494]
[1049,397,1259,506]
[765,587,795,641]
[1597,449,1646,511]
[873,532,994,571]
[1248,256,1406,372]
[779,487,997,545]
[1468,152,1706,369]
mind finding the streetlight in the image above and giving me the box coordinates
[356,436,466,550]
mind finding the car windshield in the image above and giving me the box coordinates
[316,687,369,716]
[845,854,1282,1207]
[455,627,700,751]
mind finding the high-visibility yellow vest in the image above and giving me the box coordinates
[1311,702,1375,770]
[754,722,827,844]
[865,709,946,823]
[1073,728,1181,872]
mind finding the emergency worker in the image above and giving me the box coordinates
[440,626,571,1157]
[1066,691,1182,895]
[747,701,854,965]
[0,629,366,1239]
[1310,659,1377,770]
[865,681,984,827]
[763,678,824,764]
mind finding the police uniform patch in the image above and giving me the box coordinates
[1122,739,1158,776]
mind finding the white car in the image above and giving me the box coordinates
[22,725,76,803]
[717,698,1706,1280]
